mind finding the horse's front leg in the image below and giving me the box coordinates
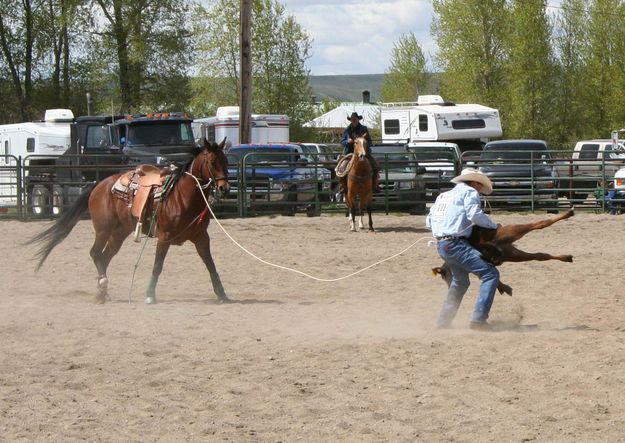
[145,240,170,304]
[366,203,374,232]
[349,207,356,232]
[193,232,229,302]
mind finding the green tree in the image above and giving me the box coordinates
[582,0,625,138]
[92,0,192,113]
[506,0,557,140]
[192,0,314,129]
[380,32,428,102]
[0,0,38,121]
[553,0,590,147]
[431,0,510,109]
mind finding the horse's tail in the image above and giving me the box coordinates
[25,183,96,270]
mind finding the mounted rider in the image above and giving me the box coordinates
[336,112,381,200]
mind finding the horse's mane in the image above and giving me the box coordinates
[168,145,202,187]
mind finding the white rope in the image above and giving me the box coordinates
[186,172,433,282]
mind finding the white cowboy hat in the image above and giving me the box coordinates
[450,168,493,195]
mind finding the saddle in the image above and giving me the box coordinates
[112,164,175,241]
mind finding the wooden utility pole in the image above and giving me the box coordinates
[239,0,252,144]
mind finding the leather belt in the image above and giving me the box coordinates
[436,236,465,241]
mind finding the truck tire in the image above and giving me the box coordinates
[281,186,298,216]
[51,185,64,216]
[28,184,50,216]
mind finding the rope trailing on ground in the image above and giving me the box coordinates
[186,172,432,282]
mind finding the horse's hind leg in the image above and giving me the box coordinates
[145,240,170,304]
[495,209,574,243]
[193,232,229,302]
[90,231,115,304]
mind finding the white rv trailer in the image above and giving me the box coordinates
[192,106,289,146]
[0,109,74,208]
[380,95,502,144]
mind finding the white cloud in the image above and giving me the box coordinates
[282,0,434,75]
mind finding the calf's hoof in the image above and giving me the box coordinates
[564,255,573,263]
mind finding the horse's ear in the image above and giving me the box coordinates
[202,138,210,149]
[218,137,227,150]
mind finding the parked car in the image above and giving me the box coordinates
[477,139,558,209]
[552,139,625,200]
[226,143,332,215]
[407,141,461,200]
[369,144,427,213]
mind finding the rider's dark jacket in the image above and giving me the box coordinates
[341,123,373,155]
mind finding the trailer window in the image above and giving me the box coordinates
[384,119,400,135]
[26,138,35,153]
[4,141,8,156]
[451,119,486,129]
[418,115,428,132]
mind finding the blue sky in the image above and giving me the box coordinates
[282,0,565,76]
[282,0,434,76]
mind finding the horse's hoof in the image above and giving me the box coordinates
[145,296,157,305]
[93,294,107,304]
[217,297,231,304]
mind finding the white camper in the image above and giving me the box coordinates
[0,109,74,208]
[193,106,289,146]
[380,95,502,144]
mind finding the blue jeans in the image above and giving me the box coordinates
[436,239,500,327]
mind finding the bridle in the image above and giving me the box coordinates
[186,150,228,198]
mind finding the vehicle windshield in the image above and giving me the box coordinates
[480,144,550,163]
[372,151,416,173]
[412,148,456,162]
[126,122,194,146]
[228,147,297,164]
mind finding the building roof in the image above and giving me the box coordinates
[304,103,380,129]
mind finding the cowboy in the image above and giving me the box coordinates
[426,168,500,331]
[337,112,380,199]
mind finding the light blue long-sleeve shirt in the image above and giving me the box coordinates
[426,182,497,238]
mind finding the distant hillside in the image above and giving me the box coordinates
[308,74,384,103]
[308,73,441,103]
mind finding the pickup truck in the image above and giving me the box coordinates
[552,139,625,199]
[406,141,461,200]
[226,143,332,215]
[476,139,558,208]
[370,144,427,213]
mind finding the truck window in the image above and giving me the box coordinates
[127,122,194,145]
[418,115,428,132]
[26,137,35,153]
[579,144,599,160]
[85,126,108,150]
[384,119,400,135]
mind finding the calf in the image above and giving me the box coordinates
[432,209,574,296]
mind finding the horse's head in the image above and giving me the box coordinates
[353,134,368,160]
[190,137,230,200]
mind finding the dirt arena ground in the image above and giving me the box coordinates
[2,211,625,442]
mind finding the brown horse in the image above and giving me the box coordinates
[28,139,230,304]
[433,209,575,295]
[346,135,374,232]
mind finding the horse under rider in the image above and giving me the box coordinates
[337,112,380,199]
[426,168,501,331]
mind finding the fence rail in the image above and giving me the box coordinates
[1,149,623,220]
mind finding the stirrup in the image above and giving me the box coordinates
[133,222,142,242]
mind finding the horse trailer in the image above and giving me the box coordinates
[0,109,74,210]
[380,95,502,145]
[192,106,290,147]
